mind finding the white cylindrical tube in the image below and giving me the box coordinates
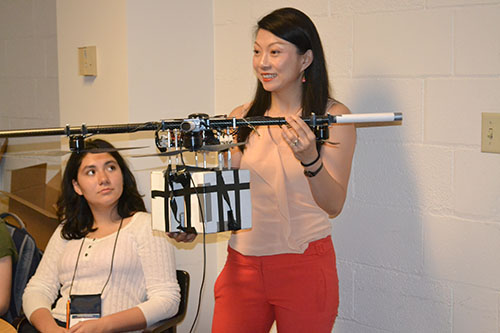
[335,112,402,123]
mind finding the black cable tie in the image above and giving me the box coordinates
[81,123,88,136]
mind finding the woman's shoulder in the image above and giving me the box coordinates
[43,224,69,254]
[326,99,351,116]
[124,211,153,234]
[125,212,172,246]
[50,223,65,240]
[132,211,151,220]
[0,219,9,236]
[127,211,151,227]
[0,220,16,257]
[229,102,252,118]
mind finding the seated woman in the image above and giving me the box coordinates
[0,218,18,320]
[22,139,180,333]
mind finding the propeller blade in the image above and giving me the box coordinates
[131,149,189,158]
[198,142,246,152]
[4,150,70,157]
[80,146,149,153]
[3,146,149,157]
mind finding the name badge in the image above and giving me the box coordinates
[69,294,102,328]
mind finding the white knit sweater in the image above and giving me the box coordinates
[22,212,180,328]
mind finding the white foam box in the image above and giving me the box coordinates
[151,168,251,234]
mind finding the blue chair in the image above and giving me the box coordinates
[1,212,42,325]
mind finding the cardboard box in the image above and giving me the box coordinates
[151,168,252,234]
[0,163,61,251]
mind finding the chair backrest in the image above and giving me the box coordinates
[1,212,43,324]
[175,270,189,323]
[143,269,190,333]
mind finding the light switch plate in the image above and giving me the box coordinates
[78,46,97,76]
[481,112,500,154]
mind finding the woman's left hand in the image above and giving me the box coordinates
[282,114,318,165]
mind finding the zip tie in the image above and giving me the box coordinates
[241,117,260,136]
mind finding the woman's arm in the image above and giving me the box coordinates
[133,214,180,325]
[0,255,12,316]
[30,297,146,333]
[68,307,145,333]
[23,226,66,330]
[282,103,356,216]
[29,308,68,333]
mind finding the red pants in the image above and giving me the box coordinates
[212,236,339,333]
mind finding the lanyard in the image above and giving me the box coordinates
[68,218,124,297]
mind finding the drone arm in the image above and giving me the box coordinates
[0,113,402,140]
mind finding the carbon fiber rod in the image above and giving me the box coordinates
[0,113,402,138]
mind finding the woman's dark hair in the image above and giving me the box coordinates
[238,7,335,146]
[58,139,146,240]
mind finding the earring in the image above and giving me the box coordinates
[302,76,306,83]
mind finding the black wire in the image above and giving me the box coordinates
[175,152,206,333]
[187,169,206,333]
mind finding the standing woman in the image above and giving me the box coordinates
[22,139,180,333]
[212,8,356,332]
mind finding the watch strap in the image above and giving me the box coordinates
[304,162,323,177]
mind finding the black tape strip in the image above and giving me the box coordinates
[217,171,239,230]
[216,171,235,230]
[165,166,184,232]
[163,168,170,231]
[216,171,225,231]
[156,181,249,197]
[185,180,191,230]
[233,169,242,230]
[151,190,164,198]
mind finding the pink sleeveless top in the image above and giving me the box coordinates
[228,109,332,256]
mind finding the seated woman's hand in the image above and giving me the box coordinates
[167,232,197,243]
[45,326,69,333]
[68,318,107,333]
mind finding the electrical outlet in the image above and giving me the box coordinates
[481,112,500,154]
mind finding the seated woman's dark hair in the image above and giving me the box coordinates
[57,139,146,240]
[238,7,335,147]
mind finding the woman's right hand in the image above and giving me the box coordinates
[29,308,69,333]
[167,232,197,243]
[36,324,68,333]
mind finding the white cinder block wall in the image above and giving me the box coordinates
[214,0,500,332]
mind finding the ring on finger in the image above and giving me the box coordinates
[292,138,299,146]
